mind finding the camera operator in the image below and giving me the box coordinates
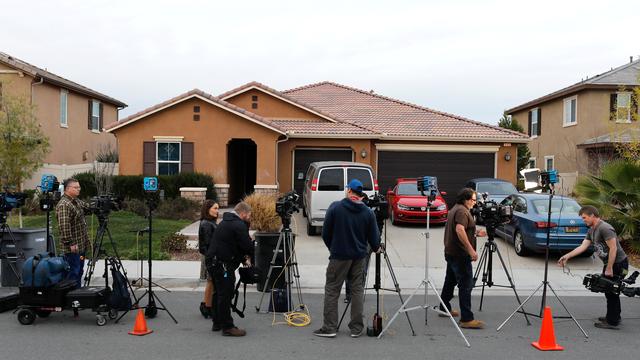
[206,202,254,337]
[439,188,486,329]
[558,205,628,329]
[314,179,381,338]
[55,178,92,288]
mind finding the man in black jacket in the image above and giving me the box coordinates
[206,202,254,337]
[314,179,381,338]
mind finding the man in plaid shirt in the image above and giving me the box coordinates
[56,178,91,288]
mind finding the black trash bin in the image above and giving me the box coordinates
[254,232,295,292]
[1,228,47,287]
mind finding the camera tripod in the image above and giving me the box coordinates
[121,197,177,323]
[379,194,470,347]
[498,186,588,338]
[255,216,304,313]
[473,227,530,325]
[337,219,416,336]
[129,227,170,292]
[0,213,22,284]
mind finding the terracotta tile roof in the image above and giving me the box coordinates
[284,82,528,142]
[105,89,285,134]
[219,81,338,122]
[0,51,126,107]
[271,120,378,137]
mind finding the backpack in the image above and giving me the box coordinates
[231,266,261,318]
[107,260,132,310]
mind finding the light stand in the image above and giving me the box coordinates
[497,178,587,338]
[379,177,470,346]
[0,212,22,284]
[129,227,170,292]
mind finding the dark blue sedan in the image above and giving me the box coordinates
[495,193,589,256]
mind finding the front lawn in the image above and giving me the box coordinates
[7,211,191,260]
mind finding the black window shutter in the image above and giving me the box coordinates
[143,142,156,176]
[88,100,93,130]
[528,111,532,136]
[610,93,617,121]
[181,142,194,173]
[537,108,542,136]
[98,103,104,131]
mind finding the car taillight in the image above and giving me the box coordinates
[311,179,318,191]
[535,221,558,229]
[374,180,379,191]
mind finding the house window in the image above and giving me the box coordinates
[530,108,539,137]
[616,92,631,123]
[544,156,554,171]
[528,158,536,169]
[193,105,200,113]
[252,102,258,109]
[563,96,577,126]
[60,90,68,127]
[91,100,100,131]
[252,95,258,101]
[157,142,181,175]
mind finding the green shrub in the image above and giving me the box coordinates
[161,233,187,252]
[69,172,216,201]
[155,197,199,221]
[122,198,148,217]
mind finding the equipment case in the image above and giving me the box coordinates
[65,287,111,310]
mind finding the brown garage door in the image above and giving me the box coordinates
[377,151,495,206]
[293,149,353,197]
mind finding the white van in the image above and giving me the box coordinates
[302,161,377,235]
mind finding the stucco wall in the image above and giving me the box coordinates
[226,89,324,120]
[113,97,281,184]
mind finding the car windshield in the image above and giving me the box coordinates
[531,199,581,215]
[397,183,422,195]
[477,182,517,195]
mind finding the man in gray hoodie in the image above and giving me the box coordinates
[313,179,381,338]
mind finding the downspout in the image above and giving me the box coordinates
[30,75,44,105]
[275,132,290,192]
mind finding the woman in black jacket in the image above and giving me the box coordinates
[198,200,219,318]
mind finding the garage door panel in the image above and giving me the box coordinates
[378,151,494,206]
[293,149,352,196]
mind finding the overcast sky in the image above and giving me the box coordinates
[2,0,638,124]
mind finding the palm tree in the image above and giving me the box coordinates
[574,161,640,243]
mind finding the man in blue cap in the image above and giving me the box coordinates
[314,179,381,338]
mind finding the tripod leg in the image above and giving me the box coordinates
[150,291,179,324]
[427,280,471,347]
[493,245,531,325]
[497,282,542,331]
[84,222,107,287]
[255,233,285,312]
[547,283,588,338]
[378,280,425,338]
[382,250,416,336]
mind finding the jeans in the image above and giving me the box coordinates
[322,258,366,333]
[64,252,85,288]
[440,254,474,322]
[212,263,236,330]
[603,258,628,325]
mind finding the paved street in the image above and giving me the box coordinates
[1,291,639,360]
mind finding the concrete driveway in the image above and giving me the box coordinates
[290,212,619,294]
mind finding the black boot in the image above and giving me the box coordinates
[200,302,210,319]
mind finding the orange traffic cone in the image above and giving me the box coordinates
[532,306,563,351]
[128,309,153,336]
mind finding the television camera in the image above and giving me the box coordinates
[276,191,300,224]
[470,192,513,231]
[583,270,640,298]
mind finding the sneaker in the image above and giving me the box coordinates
[598,317,621,324]
[313,328,337,338]
[438,308,460,317]
[594,322,619,330]
[350,329,364,338]
[222,327,246,337]
[459,319,485,329]
[212,323,221,332]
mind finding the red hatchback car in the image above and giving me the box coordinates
[387,178,448,225]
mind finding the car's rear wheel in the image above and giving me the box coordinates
[306,220,317,236]
[514,231,530,257]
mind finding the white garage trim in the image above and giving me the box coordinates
[374,144,500,152]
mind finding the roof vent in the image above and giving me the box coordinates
[631,56,634,63]
[369,89,375,94]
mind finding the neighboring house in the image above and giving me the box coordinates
[506,58,640,195]
[0,52,126,188]
[105,81,528,207]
